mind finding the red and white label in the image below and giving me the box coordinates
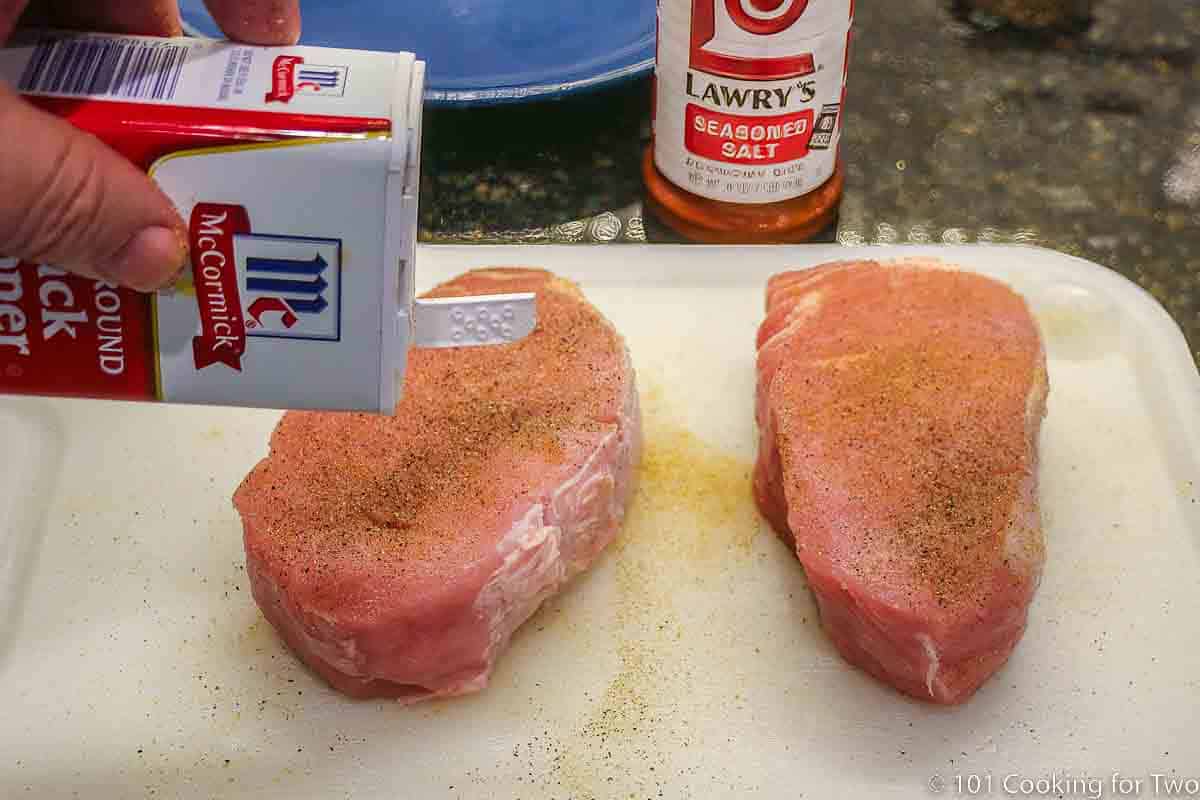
[265,55,349,103]
[0,256,155,401]
[685,103,813,164]
[189,203,250,371]
[265,55,305,103]
[654,0,853,204]
[0,32,422,412]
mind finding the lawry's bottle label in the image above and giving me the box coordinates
[653,0,854,204]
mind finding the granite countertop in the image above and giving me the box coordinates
[417,0,1199,364]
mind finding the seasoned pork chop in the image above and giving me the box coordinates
[234,269,641,701]
[754,258,1048,704]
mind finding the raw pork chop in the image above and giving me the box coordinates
[234,269,641,701]
[753,258,1048,705]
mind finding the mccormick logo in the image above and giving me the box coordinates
[188,203,342,372]
[690,0,817,81]
[265,55,349,103]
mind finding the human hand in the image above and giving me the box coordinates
[0,1,301,291]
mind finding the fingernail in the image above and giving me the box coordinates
[104,226,188,292]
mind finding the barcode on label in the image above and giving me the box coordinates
[17,37,189,101]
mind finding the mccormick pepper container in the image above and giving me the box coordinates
[644,0,854,243]
[0,31,534,414]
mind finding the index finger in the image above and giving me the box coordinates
[203,0,300,45]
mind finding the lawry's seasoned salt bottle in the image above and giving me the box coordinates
[644,0,854,243]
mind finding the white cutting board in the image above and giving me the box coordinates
[1,245,1198,800]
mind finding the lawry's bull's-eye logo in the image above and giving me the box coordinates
[188,204,342,372]
[690,0,818,80]
[722,0,810,34]
[265,55,349,103]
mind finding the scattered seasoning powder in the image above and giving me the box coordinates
[233,269,629,601]
[766,262,1046,609]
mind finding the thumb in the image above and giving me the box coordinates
[0,83,187,292]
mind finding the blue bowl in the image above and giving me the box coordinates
[180,0,656,106]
